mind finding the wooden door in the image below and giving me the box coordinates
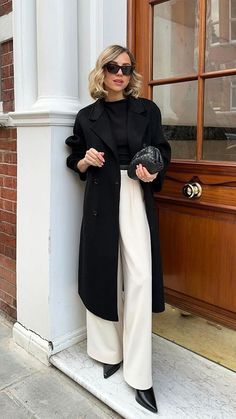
[128,0,236,329]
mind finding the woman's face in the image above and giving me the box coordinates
[103,52,132,100]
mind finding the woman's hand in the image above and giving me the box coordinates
[135,164,158,182]
[77,148,105,172]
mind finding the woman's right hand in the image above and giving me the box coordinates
[77,148,105,172]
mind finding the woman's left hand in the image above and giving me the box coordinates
[135,164,158,182]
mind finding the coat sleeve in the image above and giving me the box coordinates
[65,112,87,181]
[149,102,171,192]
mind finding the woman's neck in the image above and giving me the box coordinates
[105,91,125,102]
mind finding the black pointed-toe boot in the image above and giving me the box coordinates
[103,362,121,379]
[135,387,158,413]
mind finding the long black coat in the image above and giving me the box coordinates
[65,96,171,321]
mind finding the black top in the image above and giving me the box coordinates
[104,98,130,165]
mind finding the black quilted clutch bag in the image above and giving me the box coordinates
[127,146,164,180]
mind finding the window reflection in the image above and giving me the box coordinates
[206,0,236,71]
[153,82,197,160]
[203,76,236,161]
[153,0,199,79]
[152,0,236,163]
[230,0,236,41]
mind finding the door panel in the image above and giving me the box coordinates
[156,165,236,328]
[129,0,236,329]
[158,207,236,329]
[156,165,236,329]
[159,206,236,308]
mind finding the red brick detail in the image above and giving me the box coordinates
[0,163,16,176]
[0,152,17,164]
[0,299,16,319]
[2,77,14,90]
[0,254,15,270]
[0,276,15,296]
[0,140,16,151]
[2,86,14,100]
[0,127,17,319]
[1,41,11,54]
[0,289,15,305]
[3,176,16,188]
[0,243,16,259]
[0,0,12,17]
[0,221,15,235]
[0,35,16,319]
[1,40,14,113]
[1,51,13,66]
[1,187,16,201]
[0,250,16,318]
[0,200,15,213]
[0,265,15,285]
[0,208,16,224]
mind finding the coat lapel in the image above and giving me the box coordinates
[127,96,148,158]
[89,99,119,162]
[88,97,148,163]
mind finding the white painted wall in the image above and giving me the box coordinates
[78,0,127,106]
[11,0,127,364]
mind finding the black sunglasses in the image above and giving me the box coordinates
[105,63,134,76]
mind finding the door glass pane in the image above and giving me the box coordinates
[153,0,199,79]
[231,21,236,41]
[203,76,236,161]
[205,0,236,71]
[232,0,236,17]
[153,81,197,160]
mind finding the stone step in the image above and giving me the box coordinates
[50,334,236,419]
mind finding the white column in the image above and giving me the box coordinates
[10,0,127,365]
[77,0,127,105]
[11,0,85,365]
[33,0,79,112]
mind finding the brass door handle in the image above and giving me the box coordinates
[183,182,202,199]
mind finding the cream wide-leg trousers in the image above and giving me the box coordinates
[86,170,153,390]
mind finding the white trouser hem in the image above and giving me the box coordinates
[124,373,153,391]
[87,350,123,365]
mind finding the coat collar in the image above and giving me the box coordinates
[89,96,148,161]
[89,96,147,120]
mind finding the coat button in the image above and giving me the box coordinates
[92,210,98,216]
[115,181,119,185]
[93,178,99,185]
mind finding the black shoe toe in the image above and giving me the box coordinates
[135,387,158,413]
[103,362,121,379]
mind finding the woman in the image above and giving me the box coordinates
[65,45,171,413]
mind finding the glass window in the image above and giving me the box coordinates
[205,0,236,71]
[231,21,236,41]
[232,0,236,17]
[203,76,236,161]
[231,81,236,109]
[210,0,220,44]
[153,0,199,79]
[151,0,236,163]
[153,81,198,160]
[230,0,236,41]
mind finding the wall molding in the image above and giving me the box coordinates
[0,112,10,126]
[9,109,80,127]
[13,321,87,366]
[51,326,87,356]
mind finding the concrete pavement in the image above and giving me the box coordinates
[0,313,121,419]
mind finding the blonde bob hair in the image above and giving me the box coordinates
[89,45,142,100]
